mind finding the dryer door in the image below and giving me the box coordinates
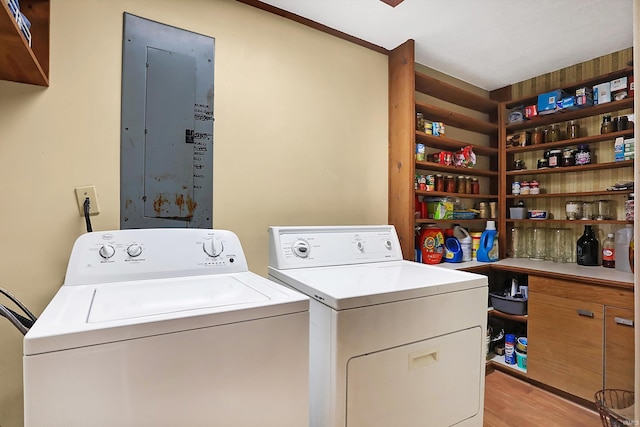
[346,327,483,426]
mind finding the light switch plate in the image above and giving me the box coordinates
[75,186,100,216]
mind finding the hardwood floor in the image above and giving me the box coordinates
[484,370,602,427]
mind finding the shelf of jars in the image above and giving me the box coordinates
[416,160,499,177]
[416,190,498,199]
[506,219,631,225]
[506,189,633,199]
[506,98,634,132]
[416,131,499,156]
[505,129,633,154]
[416,101,499,135]
[506,160,633,176]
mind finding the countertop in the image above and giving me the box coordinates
[436,258,634,289]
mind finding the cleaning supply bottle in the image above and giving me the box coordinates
[602,233,615,268]
[476,221,499,262]
[444,235,463,263]
[453,225,472,262]
[420,224,444,264]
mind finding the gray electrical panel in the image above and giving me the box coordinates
[120,13,214,229]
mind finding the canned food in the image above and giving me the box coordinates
[512,181,521,195]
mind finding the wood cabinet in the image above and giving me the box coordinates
[389,39,500,260]
[0,0,49,86]
[527,275,634,401]
[604,306,635,391]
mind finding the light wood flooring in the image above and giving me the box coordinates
[484,370,602,427]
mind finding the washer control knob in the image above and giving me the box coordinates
[385,240,393,250]
[356,241,365,252]
[203,239,223,257]
[127,244,143,257]
[99,244,115,259]
[292,240,310,258]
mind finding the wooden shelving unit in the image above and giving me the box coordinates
[0,0,50,86]
[388,39,501,260]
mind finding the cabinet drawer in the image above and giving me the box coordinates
[528,292,603,401]
[605,306,635,391]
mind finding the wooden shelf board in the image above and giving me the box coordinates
[416,190,498,199]
[0,0,48,86]
[417,101,498,135]
[506,219,632,225]
[506,129,633,154]
[506,67,634,108]
[416,131,498,156]
[506,98,634,132]
[415,218,494,224]
[489,308,528,323]
[415,71,499,114]
[506,190,632,199]
[415,161,499,177]
[506,160,633,175]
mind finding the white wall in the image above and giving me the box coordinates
[0,0,388,425]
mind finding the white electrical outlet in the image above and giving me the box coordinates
[75,186,100,216]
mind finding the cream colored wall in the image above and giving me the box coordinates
[0,0,388,425]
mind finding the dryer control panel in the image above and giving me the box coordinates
[268,225,402,270]
[64,229,249,285]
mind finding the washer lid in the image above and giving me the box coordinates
[269,260,486,310]
[24,272,308,355]
[88,276,267,323]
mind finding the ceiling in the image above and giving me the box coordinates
[255,0,634,91]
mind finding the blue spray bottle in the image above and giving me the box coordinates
[476,220,499,262]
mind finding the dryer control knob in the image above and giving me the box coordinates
[292,240,310,258]
[356,241,365,252]
[385,240,393,249]
[127,244,143,257]
[203,239,223,257]
[99,244,115,259]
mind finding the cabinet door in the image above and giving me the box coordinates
[528,292,603,401]
[604,306,635,391]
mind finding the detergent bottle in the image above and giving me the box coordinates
[476,221,499,262]
[453,225,472,262]
[420,224,444,264]
[444,235,463,263]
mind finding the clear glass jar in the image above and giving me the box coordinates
[548,149,562,167]
[471,178,479,194]
[456,175,466,193]
[566,120,580,139]
[532,128,544,145]
[581,201,596,220]
[597,200,611,220]
[548,124,561,142]
[566,201,582,220]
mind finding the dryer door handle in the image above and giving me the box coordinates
[409,349,439,370]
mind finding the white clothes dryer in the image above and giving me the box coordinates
[268,225,488,427]
[24,228,309,427]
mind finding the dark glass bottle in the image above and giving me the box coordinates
[576,225,600,266]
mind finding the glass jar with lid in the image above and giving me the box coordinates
[548,124,561,142]
[566,201,582,220]
[575,144,591,165]
[532,127,544,145]
[548,149,562,167]
[561,148,575,167]
[566,120,580,139]
[601,115,614,134]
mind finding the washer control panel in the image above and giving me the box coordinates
[268,225,402,269]
[64,229,249,286]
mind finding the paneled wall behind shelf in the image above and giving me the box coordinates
[503,48,634,241]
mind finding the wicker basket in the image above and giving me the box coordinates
[594,389,635,427]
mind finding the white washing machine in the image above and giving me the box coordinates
[24,228,309,427]
[268,225,488,427]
